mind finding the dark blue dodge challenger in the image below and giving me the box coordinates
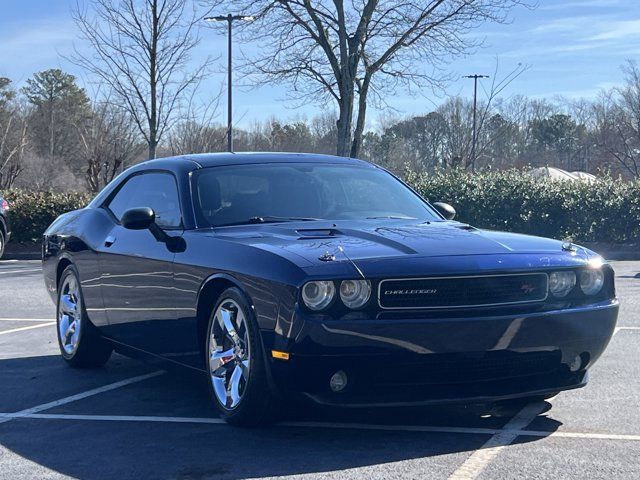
[42,153,619,425]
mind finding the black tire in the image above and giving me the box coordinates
[205,287,279,426]
[0,229,5,259]
[56,265,112,368]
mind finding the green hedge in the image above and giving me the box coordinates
[405,169,640,243]
[4,190,91,243]
[4,170,640,244]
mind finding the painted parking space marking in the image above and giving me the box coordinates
[0,318,54,322]
[0,371,164,425]
[1,412,639,443]
[448,402,545,480]
[1,413,227,425]
[519,429,640,442]
[0,268,42,275]
[0,322,54,335]
[614,326,640,335]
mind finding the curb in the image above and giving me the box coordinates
[3,243,41,261]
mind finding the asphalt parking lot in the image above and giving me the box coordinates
[0,259,639,479]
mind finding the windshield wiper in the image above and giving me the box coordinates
[214,216,321,228]
[248,216,321,223]
[366,215,417,220]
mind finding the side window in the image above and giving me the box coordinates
[107,172,182,228]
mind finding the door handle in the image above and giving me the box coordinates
[104,235,116,247]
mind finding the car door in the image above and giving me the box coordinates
[96,171,184,354]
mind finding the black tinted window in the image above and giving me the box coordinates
[194,163,439,227]
[107,172,182,228]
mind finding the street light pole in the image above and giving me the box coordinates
[205,14,254,153]
[226,15,233,153]
[463,74,489,172]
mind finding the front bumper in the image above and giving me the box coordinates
[266,300,618,406]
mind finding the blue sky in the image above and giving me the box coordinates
[1,0,640,127]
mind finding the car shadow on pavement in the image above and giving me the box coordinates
[0,355,562,480]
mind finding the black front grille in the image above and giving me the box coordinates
[370,350,563,386]
[378,273,548,309]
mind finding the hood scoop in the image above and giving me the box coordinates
[296,228,340,240]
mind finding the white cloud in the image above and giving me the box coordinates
[0,19,77,51]
[590,19,640,40]
[531,16,601,34]
[540,0,621,10]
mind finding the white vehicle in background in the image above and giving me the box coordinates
[528,167,597,183]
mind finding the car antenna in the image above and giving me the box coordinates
[337,245,365,280]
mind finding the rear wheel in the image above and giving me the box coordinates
[0,229,5,259]
[205,287,279,425]
[57,265,112,367]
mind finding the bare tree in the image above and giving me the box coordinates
[594,61,640,178]
[76,98,142,192]
[463,61,528,168]
[208,0,529,157]
[72,0,212,159]
[0,78,29,189]
[167,86,225,155]
[437,96,473,168]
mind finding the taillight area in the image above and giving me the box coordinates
[0,199,8,210]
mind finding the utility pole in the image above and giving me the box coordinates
[463,74,489,172]
[205,14,254,153]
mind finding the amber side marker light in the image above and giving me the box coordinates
[271,350,290,360]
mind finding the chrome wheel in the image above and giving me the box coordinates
[58,274,82,356]
[209,299,251,410]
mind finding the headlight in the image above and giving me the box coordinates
[549,271,576,298]
[339,279,371,309]
[302,281,335,311]
[580,268,604,295]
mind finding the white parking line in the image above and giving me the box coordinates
[0,318,53,322]
[448,402,545,480]
[6,413,227,425]
[0,268,42,275]
[0,371,164,425]
[0,323,54,335]
[614,326,640,335]
[520,429,640,442]
[2,412,639,443]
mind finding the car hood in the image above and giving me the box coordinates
[209,219,586,269]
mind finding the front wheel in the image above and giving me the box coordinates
[0,229,5,259]
[205,287,279,425]
[57,265,112,368]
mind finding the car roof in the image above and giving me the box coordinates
[88,152,380,210]
[134,152,375,170]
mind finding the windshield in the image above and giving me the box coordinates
[193,163,440,227]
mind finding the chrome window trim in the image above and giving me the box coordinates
[377,272,550,310]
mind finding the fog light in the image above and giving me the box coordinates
[329,370,348,392]
[569,355,582,372]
